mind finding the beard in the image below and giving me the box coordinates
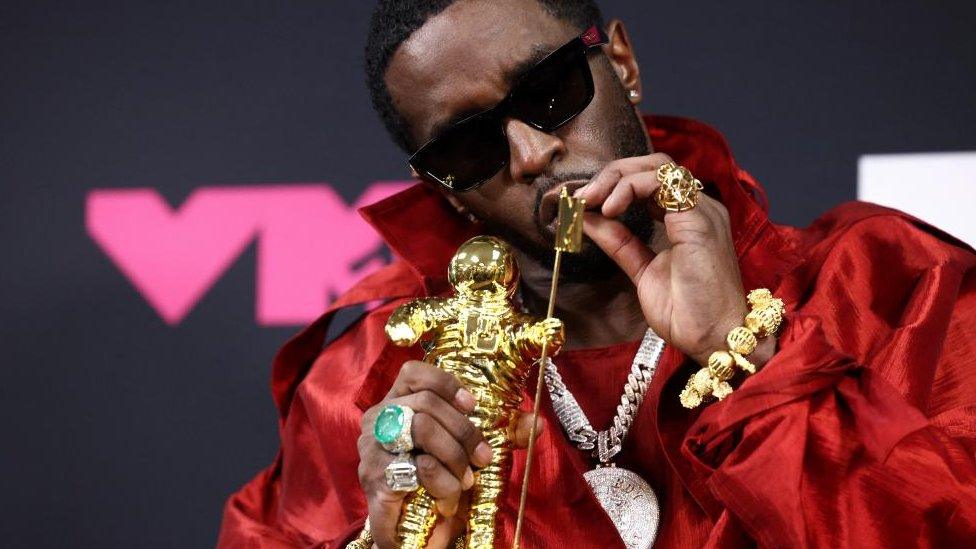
[485,82,653,283]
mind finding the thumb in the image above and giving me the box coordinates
[511,412,545,448]
[426,492,471,547]
[367,491,408,548]
[581,212,655,286]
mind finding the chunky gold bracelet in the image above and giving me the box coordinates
[679,289,785,409]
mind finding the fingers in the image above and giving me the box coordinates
[575,153,673,210]
[574,151,734,285]
[662,194,731,248]
[601,171,661,218]
[581,212,655,286]
[410,411,476,485]
[366,488,404,548]
[538,317,564,346]
[416,454,463,517]
[383,360,491,467]
[388,360,477,412]
[362,359,495,547]
[366,463,466,547]
[540,317,563,329]
[390,390,492,467]
[511,412,544,448]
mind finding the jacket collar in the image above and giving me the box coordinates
[358,183,481,297]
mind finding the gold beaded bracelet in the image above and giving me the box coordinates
[679,289,785,409]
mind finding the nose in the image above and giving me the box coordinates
[503,118,565,185]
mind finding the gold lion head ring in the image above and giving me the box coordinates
[655,161,704,212]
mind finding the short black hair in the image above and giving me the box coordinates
[365,0,604,153]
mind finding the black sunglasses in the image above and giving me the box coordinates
[409,25,609,192]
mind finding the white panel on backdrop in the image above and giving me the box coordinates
[858,152,976,247]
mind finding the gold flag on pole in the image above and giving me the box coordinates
[513,187,585,548]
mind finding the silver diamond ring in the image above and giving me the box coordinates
[385,453,419,492]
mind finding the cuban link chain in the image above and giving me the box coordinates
[544,329,665,464]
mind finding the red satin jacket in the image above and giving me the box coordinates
[218,116,976,548]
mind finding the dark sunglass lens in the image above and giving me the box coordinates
[411,115,508,191]
[510,50,593,131]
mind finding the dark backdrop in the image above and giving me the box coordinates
[2,1,974,546]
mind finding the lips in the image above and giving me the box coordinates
[538,179,590,232]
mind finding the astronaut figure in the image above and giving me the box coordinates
[385,235,564,548]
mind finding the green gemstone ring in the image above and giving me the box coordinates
[373,404,415,453]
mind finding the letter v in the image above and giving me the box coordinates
[86,188,263,325]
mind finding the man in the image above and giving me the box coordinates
[219,0,976,547]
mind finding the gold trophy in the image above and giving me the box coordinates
[385,235,565,548]
[339,188,584,548]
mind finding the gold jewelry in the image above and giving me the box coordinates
[654,162,703,212]
[680,289,785,409]
[384,236,565,548]
[730,351,756,374]
[726,326,757,355]
[346,519,466,549]
[745,288,784,337]
[346,519,373,549]
[374,404,415,453]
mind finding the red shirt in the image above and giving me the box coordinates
[218,115,976,547]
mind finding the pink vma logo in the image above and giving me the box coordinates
[86,182,410,326]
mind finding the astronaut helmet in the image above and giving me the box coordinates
[448,236,519,297]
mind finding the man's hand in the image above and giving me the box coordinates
[575,153,774,367]
[358,361,544,548]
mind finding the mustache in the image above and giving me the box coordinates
[531,171,598,221]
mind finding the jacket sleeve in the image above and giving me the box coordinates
[217,306,400,547]
[683,215,976,547]
[217,260,423,548]
[218,459,370,548]
[217,367,374,548]
[218,457,321,548]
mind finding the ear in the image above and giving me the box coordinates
[414,165,479,223]
[441,189,469,216]
[420,172,471,214]
[603,20,643,103]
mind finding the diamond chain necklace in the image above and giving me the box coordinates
[545,328,665,463]
[544,328,666,549]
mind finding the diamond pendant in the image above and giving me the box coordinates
[583,465,659,549]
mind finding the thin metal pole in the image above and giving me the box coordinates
[513,249,562,548]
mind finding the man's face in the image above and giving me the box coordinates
[386,0,652,279]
